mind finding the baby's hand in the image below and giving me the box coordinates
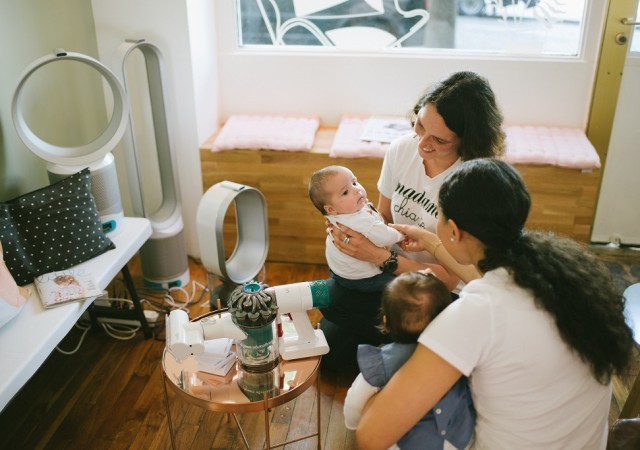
[392,223,439,253]
[399,235,422,253]
[418,268,437,278]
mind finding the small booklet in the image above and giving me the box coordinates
[34,268,102,309]
[196,352,236,377]
[360,116,413,143]
[196,338,236,376]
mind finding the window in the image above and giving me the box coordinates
[630,0,640,54]
[237,0,587,56]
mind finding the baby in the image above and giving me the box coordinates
[309,165,404,292]
[344,272,476,450]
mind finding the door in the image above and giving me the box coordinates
[591,0,640,245]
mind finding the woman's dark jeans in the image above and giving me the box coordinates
[319,278,391,371]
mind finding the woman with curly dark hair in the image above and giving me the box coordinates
[321,72,505,371]
[355,159,634,449]
[412,70,506,162]
[329,71,505,291]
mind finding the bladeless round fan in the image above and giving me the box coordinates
[11,48,129,236]
[196,181,269,304]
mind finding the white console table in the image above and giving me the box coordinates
[0,217,152,412]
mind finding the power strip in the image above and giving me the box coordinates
[96,310,160,327]
[90,295,160,326]
[98,317,141,327]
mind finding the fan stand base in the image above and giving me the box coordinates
[208,277,238,309]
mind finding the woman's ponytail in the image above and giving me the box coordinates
[440,159,633,383]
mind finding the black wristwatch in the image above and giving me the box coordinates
[380,250,398,273]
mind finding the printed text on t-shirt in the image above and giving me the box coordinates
[393,183,438,228]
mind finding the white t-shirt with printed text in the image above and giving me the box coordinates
[377,134,461,264]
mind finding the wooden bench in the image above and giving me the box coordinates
[200,126,601,265]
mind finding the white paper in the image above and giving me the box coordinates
[360,116,412,143]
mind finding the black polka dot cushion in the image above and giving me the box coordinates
[0,168,114,286]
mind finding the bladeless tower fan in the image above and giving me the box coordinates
[113,39,189,288]
[12,49,128,237]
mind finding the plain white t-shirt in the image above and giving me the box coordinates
[419,268,611,450]
[377,134,461,264]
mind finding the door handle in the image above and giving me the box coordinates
[621,17,640,25]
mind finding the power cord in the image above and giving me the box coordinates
[56,265,268,352]
[55,321,91,355]
[101,322,140,340]
[56,279,210,353]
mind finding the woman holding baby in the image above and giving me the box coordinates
[320,71,505,369]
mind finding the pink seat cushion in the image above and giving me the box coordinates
[504,125,601,169]
[330,115,392,158]
[212,115,320,152]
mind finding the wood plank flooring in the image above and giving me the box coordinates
[0,257,359,450]
[1,249,639,449]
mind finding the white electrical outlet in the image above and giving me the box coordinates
[144,310,160,324]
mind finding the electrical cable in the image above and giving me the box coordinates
[57,262,269,352]
[55,321,92,355]
[101,322,139,340]
[166,280,208,309]
[57,276,210,352]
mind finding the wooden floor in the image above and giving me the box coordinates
[0,257,359,450]
[1,249,639,449]
[590,245,640,425]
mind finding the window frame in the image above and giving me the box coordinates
[231,0,593,59]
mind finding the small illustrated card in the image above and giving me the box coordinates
[35,268,102,309]
[360,116,413,143]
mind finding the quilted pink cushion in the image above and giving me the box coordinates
[212,115,320,152]
[330,115,392,158]
[504,125,601,169]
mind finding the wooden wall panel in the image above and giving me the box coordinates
[517,165,600,242]
[200,128,601,264]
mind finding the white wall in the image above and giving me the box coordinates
[214,1,606,128]
[0,0,106,200]
[91,0,219,257]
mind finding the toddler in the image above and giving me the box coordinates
[344,271,476,450]
[309,165,404,292]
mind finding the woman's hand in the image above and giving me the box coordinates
[328,221,390,266]
[391,224,442,256]
[392,223,481,285]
